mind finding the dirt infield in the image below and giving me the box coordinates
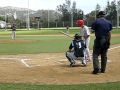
[0,45,120,84]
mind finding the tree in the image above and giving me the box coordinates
[117,0,120,14]
[57,0,71,21]
[85,11,96,26]
[57,0,83,27]
[105,0,117,26]
[95,4,101,19]
[0,16,4,21]
[105,1,111,15]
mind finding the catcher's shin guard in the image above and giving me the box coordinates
[66,52,73,63]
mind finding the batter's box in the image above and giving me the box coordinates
[21,58,68,68]
[0,57,26,68]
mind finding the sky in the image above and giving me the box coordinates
[0,0,114,14]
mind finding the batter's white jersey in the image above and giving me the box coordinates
[80,25,90,47]
[80,25,91,60]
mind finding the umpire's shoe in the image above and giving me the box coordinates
[92,68,99,74]
[101,69,105,73]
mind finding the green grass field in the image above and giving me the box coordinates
[0,82,120,90]
[0,28,119,35]
[0,35,119,55]
[0,28,119,55]
[0,28,120,90]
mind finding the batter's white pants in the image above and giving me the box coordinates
[85,37,91,60]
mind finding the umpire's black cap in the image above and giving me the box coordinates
[97,11,106,16]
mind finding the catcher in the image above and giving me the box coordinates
[66,33,87,67]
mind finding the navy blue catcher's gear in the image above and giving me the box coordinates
[69,39,86,57]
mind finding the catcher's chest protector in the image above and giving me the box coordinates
[73,40,85,57]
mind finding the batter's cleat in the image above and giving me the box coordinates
[87,58,91,62]
[82,60,87,66]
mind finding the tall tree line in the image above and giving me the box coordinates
[0,0,119,28]
[56,0,84,27]
[86,0,120,27]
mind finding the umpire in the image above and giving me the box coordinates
[91,11,112,74]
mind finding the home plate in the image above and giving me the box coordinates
[107,60,111,62]
[97,59,111,63]
[59,59,67,61]
[45,58,51,60]
[54,59,67,64]
[98,57,111,63]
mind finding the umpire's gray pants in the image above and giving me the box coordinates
[93,38,108,71]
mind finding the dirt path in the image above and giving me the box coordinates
[0,45,119,84]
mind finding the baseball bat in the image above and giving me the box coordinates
[59,31,73,39]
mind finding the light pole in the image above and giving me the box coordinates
[5,12,7,30]
[48,10,49,28]
[4,12,12,30]
[116,0,120,28]
[27,0,30,30]
[71,10,73,27]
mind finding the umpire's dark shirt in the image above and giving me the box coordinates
[91,18,112,38]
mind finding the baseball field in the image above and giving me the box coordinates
[0,28,120,90]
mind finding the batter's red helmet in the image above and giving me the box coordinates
[76,20,84,27]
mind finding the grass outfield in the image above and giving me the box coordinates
[0,82,120,90]
[0,28,119,54]
[0,35,119,54]
[0,28,119,35]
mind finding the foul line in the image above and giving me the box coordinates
[14,46,120,68]
[0,58,18,60]
[108,46,120,51]
[90,45,120,55]
[89,45,120,62]
[21,59,31,68]
[0,57,31,68]
[21,46,120,68]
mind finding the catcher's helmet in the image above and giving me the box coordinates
[74,33,82,39]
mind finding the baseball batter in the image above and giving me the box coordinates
[76,20,91,61]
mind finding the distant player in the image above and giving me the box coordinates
[11,23,16,40]
[66,25,69,35]
[66,33,87,67]
[76,19,91,61]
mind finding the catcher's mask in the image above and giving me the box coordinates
[74,33,82,40]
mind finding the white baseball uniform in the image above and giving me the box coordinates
[80,25,91,61]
